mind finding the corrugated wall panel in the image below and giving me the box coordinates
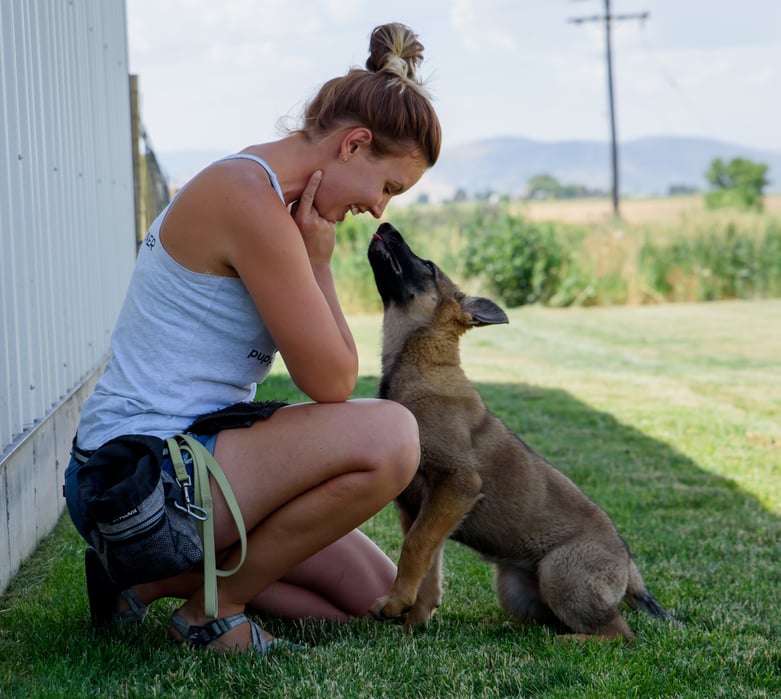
[0,0,136,456]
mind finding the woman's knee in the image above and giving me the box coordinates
[360,399,420,493]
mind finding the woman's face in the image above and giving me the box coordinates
[316,147,428,224]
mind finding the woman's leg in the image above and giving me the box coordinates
[250,528,397,620]
[134,530,396,622]
[158,398,418,650]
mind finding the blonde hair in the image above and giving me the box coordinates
[295,23,441,167]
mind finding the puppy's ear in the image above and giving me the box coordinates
[463,296,509,327]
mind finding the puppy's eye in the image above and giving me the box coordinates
[423,260,436,275]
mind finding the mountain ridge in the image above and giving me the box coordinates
[420,135,781,200]
[159,135,781,199]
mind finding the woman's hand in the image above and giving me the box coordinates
[209,162,359,401]
[291,170,336,265]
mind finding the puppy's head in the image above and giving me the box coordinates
[368,222,508,343]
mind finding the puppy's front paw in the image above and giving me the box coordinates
[404,599,439,628]
[370,594,411,622]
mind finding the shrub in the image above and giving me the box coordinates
[704,157,769,212]
[333,200,781,311]
[461,210,572,307]
[332,215,383,312]
[639,222,781,301]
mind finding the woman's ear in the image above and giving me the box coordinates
[340,127,373,160]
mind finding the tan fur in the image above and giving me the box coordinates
[368,223,675,639]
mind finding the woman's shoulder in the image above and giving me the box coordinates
[197,155,283,205]
[160,156,293,277]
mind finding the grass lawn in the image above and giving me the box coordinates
[1,299,779,698]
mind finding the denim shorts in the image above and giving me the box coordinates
[64,432,218,543]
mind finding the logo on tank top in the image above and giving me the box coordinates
[145,232,156,249]
[247,349,273,365]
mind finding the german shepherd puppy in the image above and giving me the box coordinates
[367,222,675,639]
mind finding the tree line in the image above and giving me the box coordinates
[518,157,770,212]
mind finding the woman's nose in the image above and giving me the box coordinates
[370,194,391,218]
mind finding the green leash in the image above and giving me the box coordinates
[166,434,247,619]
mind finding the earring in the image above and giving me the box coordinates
[339,153,349,163]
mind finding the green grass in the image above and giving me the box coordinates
[2,299,780,697]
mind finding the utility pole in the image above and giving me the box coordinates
[569,0,648,218]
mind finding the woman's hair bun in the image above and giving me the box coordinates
[366,23,428,95]
[294,21,441,166]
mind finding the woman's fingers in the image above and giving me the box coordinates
[293,170,335,264]
[295,170,323,220]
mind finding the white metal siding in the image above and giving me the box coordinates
[0,0,135,456]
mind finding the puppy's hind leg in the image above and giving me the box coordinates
[495,564,563,630]
[537,544,634,640]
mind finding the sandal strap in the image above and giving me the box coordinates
[116,588,148,623]
[170,611,269,654]
[247,617,271,655]
[170,610,305,656]
[191,613,252,648]
[244,620,306,654]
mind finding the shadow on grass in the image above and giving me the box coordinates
[1,372,779,696]
[348,374,781,640]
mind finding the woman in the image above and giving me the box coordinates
[64,22,441,655]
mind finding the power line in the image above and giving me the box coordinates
[634,32,714,140]
[568,0,649,218]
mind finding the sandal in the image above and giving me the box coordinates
[169,610,305,656]
[85,547,148,628]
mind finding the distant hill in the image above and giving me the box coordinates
[158,136,781,200]
[418,136,781,200]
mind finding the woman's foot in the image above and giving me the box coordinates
[168,609,304,656]
[85,548,148,627]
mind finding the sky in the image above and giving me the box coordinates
[126,0,781,176]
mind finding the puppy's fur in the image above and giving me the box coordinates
[367,222,675,639]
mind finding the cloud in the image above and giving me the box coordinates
[449,0,517,53]
[325,0,366,22]
[126,0,781,156]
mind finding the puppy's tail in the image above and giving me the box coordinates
[624,560,680,625]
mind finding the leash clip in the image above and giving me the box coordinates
[174,475,209,521]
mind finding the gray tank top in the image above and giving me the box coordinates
[77,155,284,448]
